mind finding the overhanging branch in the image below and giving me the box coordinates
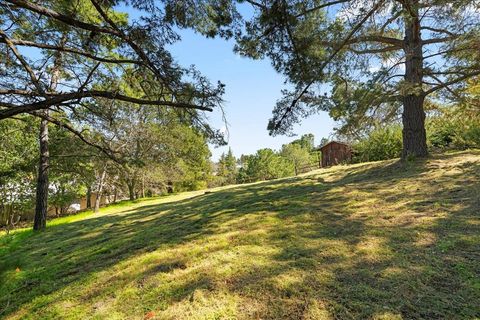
[271,0,387,133]
[0,90,213,120]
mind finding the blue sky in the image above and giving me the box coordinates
[168,29,336,161]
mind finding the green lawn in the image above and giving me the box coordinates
[1,151,479,319]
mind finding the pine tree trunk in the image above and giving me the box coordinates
[33,35,66,230]
[33,115,49,231]
[402,0,428,158]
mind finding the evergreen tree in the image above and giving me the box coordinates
[234,0,480,158]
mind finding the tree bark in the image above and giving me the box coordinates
[167,181,174,194]
[402,0,428,158]
[113,187,117,204]
[94,167,107,213]
[86,186,92,209]
[33,34,65,230]
[33,115,49,231]
[128,180,135,201]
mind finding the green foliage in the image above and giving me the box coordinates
[228,0,479,159]
[427,107,480,150]
[0,118,38,225]
[236,133,319,183]
[352,102,480,163]
[216,148,237,185]
[352,125,403,162]
[237,148,294,182]
[173,127,213,192]
[280,143,312,175]
[290,133,315,151]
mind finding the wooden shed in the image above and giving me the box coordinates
[319,141,352,167]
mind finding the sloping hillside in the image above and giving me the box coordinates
[1,151,479,319]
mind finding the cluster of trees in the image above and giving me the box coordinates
[0,0,228,230]
[0,108,214,230]
[232,0,480,159]
[215,134,320,184]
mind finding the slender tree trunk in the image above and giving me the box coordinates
[33,116,49,231]
[113,187,117,204]
[128,181,135,201]
[86,186,92,209]
[402,0,427,158]
[167,181,173,194]
[94,167,107,213]
[33,35,66,230]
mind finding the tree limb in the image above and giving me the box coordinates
[31,111,120,163]
[0,90,213,120]
[271,0,386,132]
[424,70,480,95]
[0,38,141,65]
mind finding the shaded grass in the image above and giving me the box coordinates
[1,150,479,319]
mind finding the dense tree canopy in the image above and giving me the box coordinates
[0,0,226,120]
[0,0,229,230]
[231,0,480,157]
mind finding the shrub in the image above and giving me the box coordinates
[352,125,403,162]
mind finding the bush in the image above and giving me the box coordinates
[352,125,403,162]
[351,107,480,164]
[427,108,480,150]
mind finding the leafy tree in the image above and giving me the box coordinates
[0,0,225,229]
[217,148,238,185]
[281,143,312,175]
[0,0,224,119]
[291,133,315,151]
[352,124,403,162]
[427,104,480,150]
[234,0,480,158]
[238,148,293,182]
[0,117,37,228]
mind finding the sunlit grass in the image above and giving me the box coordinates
[1,150,479,319]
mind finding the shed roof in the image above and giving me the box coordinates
[318,140,350,151]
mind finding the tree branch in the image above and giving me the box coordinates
[4,0,121,36]
[271,0,386,132]
[0,38,141,65]
[0,29,46,95]
[349,45,399,54]
[0,90,213,120]
[31,111,120,163]
[422,36,457,45]
[424,70,480,95]
[294,0,350,18]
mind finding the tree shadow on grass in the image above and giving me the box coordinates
[0,151,479,319]
[219,152,480,319]
[0,177,323,317]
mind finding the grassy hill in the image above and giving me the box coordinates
[1,150,479,319]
